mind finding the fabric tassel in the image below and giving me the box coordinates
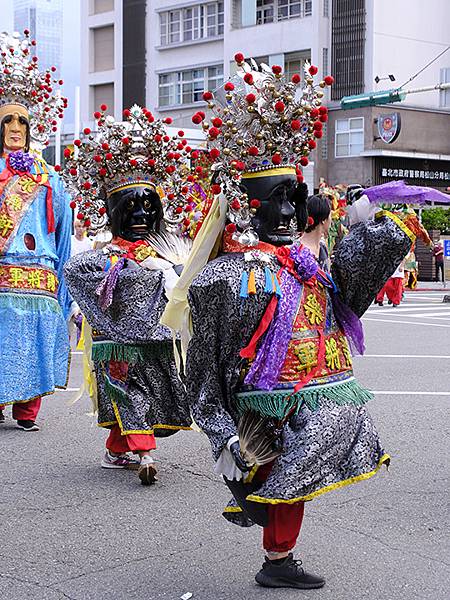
[96,257,126,311]
[248,269,256,295]
[240,270,249,298]
[264,267,273,294]
[274,274,282,298]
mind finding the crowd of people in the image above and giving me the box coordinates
[0,32,446,590]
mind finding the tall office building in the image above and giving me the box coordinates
[14,0,63,74]
[79,0,450,190]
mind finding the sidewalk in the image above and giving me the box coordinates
[413,280,447,291]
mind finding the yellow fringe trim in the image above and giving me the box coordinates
[376,210,416,243]
[242,167,296,179]
[105,400,191,435]
[223,506,243,513]
[245,453,391,505]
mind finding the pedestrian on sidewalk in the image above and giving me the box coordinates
[0,32,74,431]
[433,241,446,287]
[375,260,406,306]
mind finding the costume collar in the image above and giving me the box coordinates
[222,230,278,255]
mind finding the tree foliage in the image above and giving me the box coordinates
[421,207,450,234]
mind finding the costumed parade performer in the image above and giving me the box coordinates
[375,259,405,306]
[162,54,428,589]
[0,31,73,431]
[63,105,192,485]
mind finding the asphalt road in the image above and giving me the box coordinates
[1,289,449,600]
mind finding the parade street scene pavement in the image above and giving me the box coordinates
[1,285,449,600]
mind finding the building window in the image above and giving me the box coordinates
[256,0,311,24]
[158,65,223,107]
[440,68,450,107]
[322,47,328,75]
[92,25,114,72]
[90,0,114,15]
[91,83,114,115]
[335,117,364,158]
[284,51,310,80]
[323,0,329,17]
[321,123,328,160]
[160,2,224,46]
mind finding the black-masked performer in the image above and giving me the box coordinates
[64,105,193,485]
[163,55,423,588]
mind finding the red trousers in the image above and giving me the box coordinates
[253,462,305,553]
[376,277,403,306]
[0,397,42,421]
[106,424,156,453]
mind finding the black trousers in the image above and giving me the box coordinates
[436,262,445,282]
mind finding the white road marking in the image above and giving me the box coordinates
[368,304,448,312]
[406,313,450,320]
[363,317,450,328]
[356,355,450,359]
[373,391,450,396]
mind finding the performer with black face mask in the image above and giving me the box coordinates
[163,55,424,589]
[63,105,194,485]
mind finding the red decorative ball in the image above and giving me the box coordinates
[297,174,304,183]
[74,139,81,147]
[212,117,223,127]
[291,120,301,131]
[101,142,109,150]
[167,193,175,200]
[123,109,131,118]
[210,148,220,159]
[195,166,203,175]
[225,223,237,234]
[313,129,323,139]
[198,111,206,119]
[100,104,108,111]
[122,137,130,145]
[308,139,317,149]
[129,159,138,167]
[154,134,162,143]
[250,198,261,209]
[235,161,245,171]
[76,212,84,220]
[318,106,328,114]
[192,113,202,124]
[224,82,235,91]
[105,153,113,160]
[291,73,301,84]
[307,216,314,226]
[310,108,319,118]
[181,186,189,195]
[69,168,77,176]
[211,184,222,195]
[191,150,200,159]
[243,73,254,85]
[69,201,76,209]
[248,146,259,156]
[164,117,173,124]
[175,206,183,214]
[163,135,170,142]
[63,148,71,158]
[245,93,256,103]
[99,207,107,215]
[99,168,107,176]
[93,111,101,119]
[183,218,191,227]
[272,65,282,75]
[54,164,61,172]
[324,75,334,85]
[272,153,282,165]
[308,65,318,75]
[274,101,285,113]
[202,91,213,101]
[83,182,91,190]
[178,130,185,137]
[93,155,102,163]
[300,156,309,167]
[319,114,328,123]
[231,199,241,210]
[148,159,155,166]
[84,219,91,227]
[313,120,323,130]
[187,174,195,182]
[209,127,220,139]
[234,52,245,64]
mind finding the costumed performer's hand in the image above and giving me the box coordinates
[229,440,251,472]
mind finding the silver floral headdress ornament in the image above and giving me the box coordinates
[190,52,333,244]
[0,30,67,147]
[61,104,196,232]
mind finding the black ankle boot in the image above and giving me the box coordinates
[255,553,325,589]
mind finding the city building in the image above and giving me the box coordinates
[14,0,63,74]
[79,0,450,192]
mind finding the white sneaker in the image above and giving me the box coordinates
[101,450,140,470]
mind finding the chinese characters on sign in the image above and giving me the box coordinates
[381,168,450,182]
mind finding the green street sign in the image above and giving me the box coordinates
[340,89,407,109]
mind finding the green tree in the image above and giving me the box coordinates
[421,208,450,234]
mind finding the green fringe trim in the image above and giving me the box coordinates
[0,291,59,313]
[235,378,374,420]
[92,341,170,364]
[103,376,133,409]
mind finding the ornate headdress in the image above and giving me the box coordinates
[62,105,197,232]
[190,53,333,243]
[0,31,67,146]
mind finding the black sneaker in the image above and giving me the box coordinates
[16,420,40,431]
[0,410,5,424]
[255,553,325,589]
